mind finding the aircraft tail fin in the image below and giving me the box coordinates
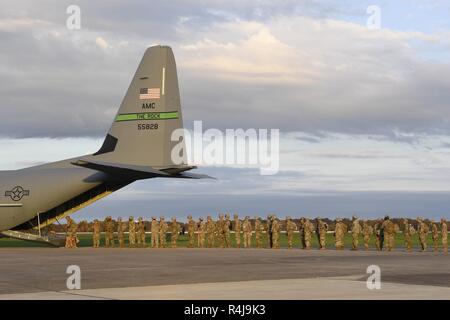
[90,45,187,170]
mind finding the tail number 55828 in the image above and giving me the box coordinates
[138,123,159,130]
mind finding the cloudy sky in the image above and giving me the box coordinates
[1,0,450,220]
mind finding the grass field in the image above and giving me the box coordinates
[0,232,444,250]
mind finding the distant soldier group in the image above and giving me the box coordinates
[64,214,448,253]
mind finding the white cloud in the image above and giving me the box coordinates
[0,1,449,138]
[0,17,51,31]
[95,36,111,49]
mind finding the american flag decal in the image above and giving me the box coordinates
[139,88,160,100]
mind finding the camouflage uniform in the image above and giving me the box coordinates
[417,217,429,252]
[224,214,231,248]
[402,219,415,252]
[70,218,79,248]
[381,216,395,251]
[254,217,264,248]
[334,219,347,250]
[233,214,241,248]
[431,220,439,252]
[128,216,136,248]
[65,216,78,248]
[104,216,115,248]
[286,217,297,249]
[242,216,252,248]
[374,220,384,251]
[316,218,328,250]
[351,215,362,250]
[271,216,280,249]
[187,215,196,248]
[140,217,147,247]
[303,218,314,250]
[266,215,273,248]
[170,217,180,248]
[137,217,146,247]
[136,217,142,247]
[117,217,125,248]
[159,217,168,248]
[216,214,225,248]
[362,220,373,251]
[92,219,100,248]
[298,218,306,249]
[206,216,215,248]
[441,218,448,254]
[150,217,159,248]
[197,218,206,248]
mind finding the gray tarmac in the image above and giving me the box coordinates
[0,248,449,299]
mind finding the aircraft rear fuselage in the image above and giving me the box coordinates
[0,159,111,230]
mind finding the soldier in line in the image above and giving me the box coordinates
[334,218,347,250]
[351,215,362,251]
[216,213,225,248]
[128,216,136,248]
[303,218,314,250]
[316,218,328,250]
[254,216,264,248]
[382,215,395,251]
[431,220,439,252]
[234,214,242,248]
[242,216,252,248]
[170,217,180,248]
[137,217,146,248]
[286,217,297,249]
[65,216,78,248]
[197,217,206,248]
[224,214,231,248]
[140,217,147,247]
[92,219,101,248]
[441,218,448,254]
[271,215,280,249]
[64,216,72,248]
[266,214,273,248]
[136,217,142,247]
[206,216,215,248]
[402,218,415,252]
[362,220,373,251]
[70,217,79,248]
[159,217,168,248]
[187,214,196,248]
[417,217,429,252]
[374,219,384,251]
[117,217,125,248]
[151,217,159,248]
[298,218,306,249]
[104,216,115,248]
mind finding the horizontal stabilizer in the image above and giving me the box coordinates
[71,160,214,180]
[71,160,170,179]
[174,172,216,179]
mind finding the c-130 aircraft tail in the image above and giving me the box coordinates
[0,46,209,241]
[73,45,196,178]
